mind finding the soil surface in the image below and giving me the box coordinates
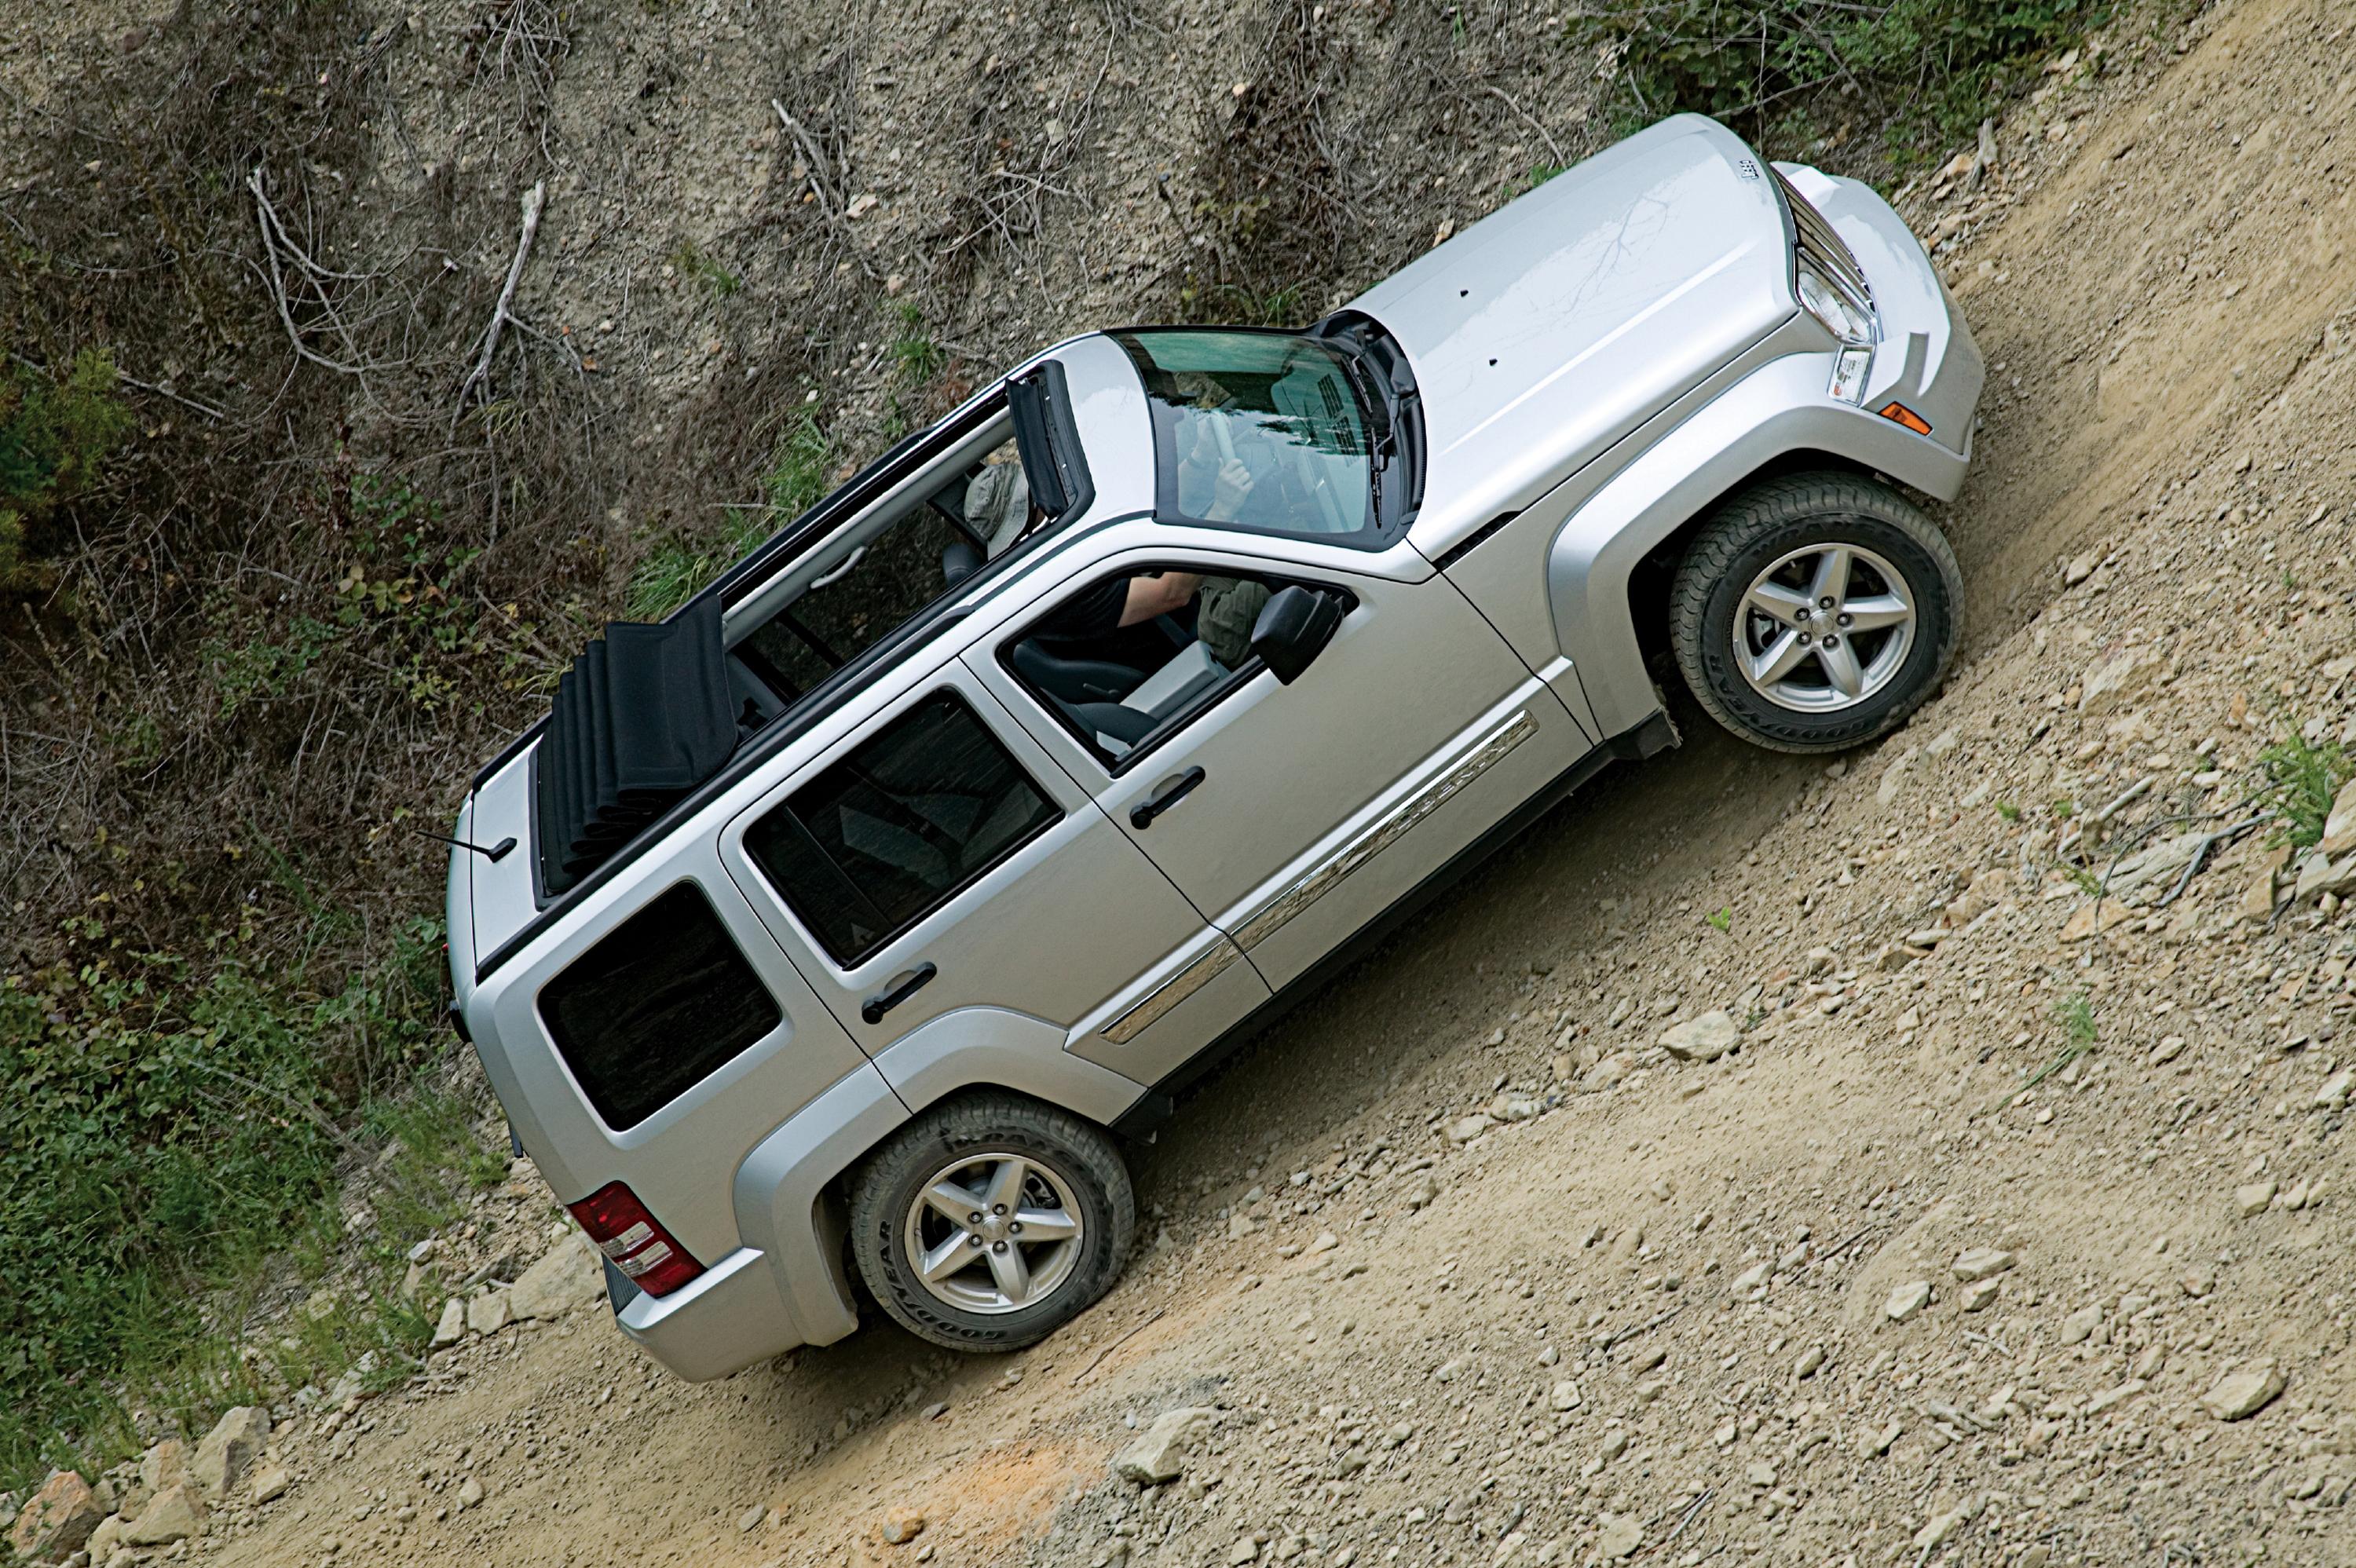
[98,0,2356,1563]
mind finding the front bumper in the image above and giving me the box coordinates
[1778,162,1985,488]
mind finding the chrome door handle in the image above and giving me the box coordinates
[1129,766,1207,829]
[861,962,937,1025]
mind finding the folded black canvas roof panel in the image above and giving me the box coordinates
[533,596,737,893]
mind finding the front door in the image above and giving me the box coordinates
[974,540,1593,993]
[716,656,1271,1095]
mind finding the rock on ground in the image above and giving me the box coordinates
[1886,1281,1933,1321]
[1951,1247,2016,1281]
[431,1296,466,1348]
[1596,1514,1642,1558]
[7,1469,104,1562]
[2200,1361,2286,1421]
[510,1232,604,1321]
[189,1405,270,1500]
[1656,1011,1739,1062]
[248,1463,291,1506]
[122,1483,203,1547]
[1114,1407,1222,1485]
[466,1288,514,1336]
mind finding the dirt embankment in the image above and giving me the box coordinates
[53,0,2356,1563]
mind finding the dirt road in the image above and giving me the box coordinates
[201,2,2356,1563]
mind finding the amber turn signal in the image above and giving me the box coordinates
[1877,401,1933,437]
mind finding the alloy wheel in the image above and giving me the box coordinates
[900,1150,1085,1315]
[1732,540,1919,712]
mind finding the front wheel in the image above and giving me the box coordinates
[847,1093,1133,1351]
[1669,472,1963,754]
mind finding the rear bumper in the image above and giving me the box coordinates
[1777,162,1985,492]
[609,1244,806,1381]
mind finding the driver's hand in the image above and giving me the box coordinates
[1210,459,1255,517]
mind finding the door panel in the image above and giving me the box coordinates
[718,659,1270,1074]
[1216,682,1583,986]
[975,544,1595,992]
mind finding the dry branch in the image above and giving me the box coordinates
[454,180,547,429]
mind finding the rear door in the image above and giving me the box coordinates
[716,656,1271,1092]
[974,536,1594,993]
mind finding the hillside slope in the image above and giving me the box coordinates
[55,0,2356,1564]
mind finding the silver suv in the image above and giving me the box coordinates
[444,115,1981,1372]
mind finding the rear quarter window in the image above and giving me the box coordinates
[537,883,781,1131]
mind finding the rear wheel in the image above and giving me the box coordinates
[847,1093,1132,1351]
[1670,473,1962,753]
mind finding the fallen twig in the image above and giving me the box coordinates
[249,165,375,378]
[1663,1486,1712,1547]
[1479,81,1564,166]
[2157,813,2271,908]
[1600,1303,1681,1351]
[453,180,547,429]
[1963,1329,2014,1358]
[1069,1307,1165,1386]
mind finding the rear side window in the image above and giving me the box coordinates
[538,883,782,1131]
[743,690,1062,967]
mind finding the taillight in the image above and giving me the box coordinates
[565,1180,705,1297]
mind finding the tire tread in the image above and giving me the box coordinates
[1668,472,1962,754]
[846,1091,1133,1352]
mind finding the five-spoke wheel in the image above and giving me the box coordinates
[902,1151,1085,1314]
[1732,542,1919,712]
[1670,472,1962,753]
[849,1094,1132,1350]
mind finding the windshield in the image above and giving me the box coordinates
[1114,329,1381,544]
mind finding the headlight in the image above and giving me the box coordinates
[1796,256,1875,346]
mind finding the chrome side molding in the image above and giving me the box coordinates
[1099,938,1246,1045]
[1233,710,1538,953]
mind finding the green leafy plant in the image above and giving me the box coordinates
[1986,988,2096,1113]
[0,349,134,590]
[1176,280,1307,328]
[1706,905,1732,932]
[889,303,945,384]
[0,910,477,1487]
[1573,0,2111,158]
[624,414,833,622]
[2258,733,2347,849]
[1996,800,2021,821]
[1503,163,1565,199]
[668,239,740,298]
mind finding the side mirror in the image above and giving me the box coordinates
[1249,586,1346,685]
[941,539,982,588]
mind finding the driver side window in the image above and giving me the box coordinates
[1000,564,1293,772]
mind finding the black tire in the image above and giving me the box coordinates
[847,1092,1133,1351]
[1669,472,1962,754]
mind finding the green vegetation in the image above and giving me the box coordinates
[1574,0,2112,158]
[624,413,833,622]
[1503,163,1565,199]
[889,303,945,384]
[0,911,503,1486]
[201,475,488,715]
[1996,799,2021,821]
[1989,988,2097,1113]
[1176,280,1308,328]
[0,349,134,591]
[1706,905,1732,932]
[2258,733,2347,850]
[668,239,741,298]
